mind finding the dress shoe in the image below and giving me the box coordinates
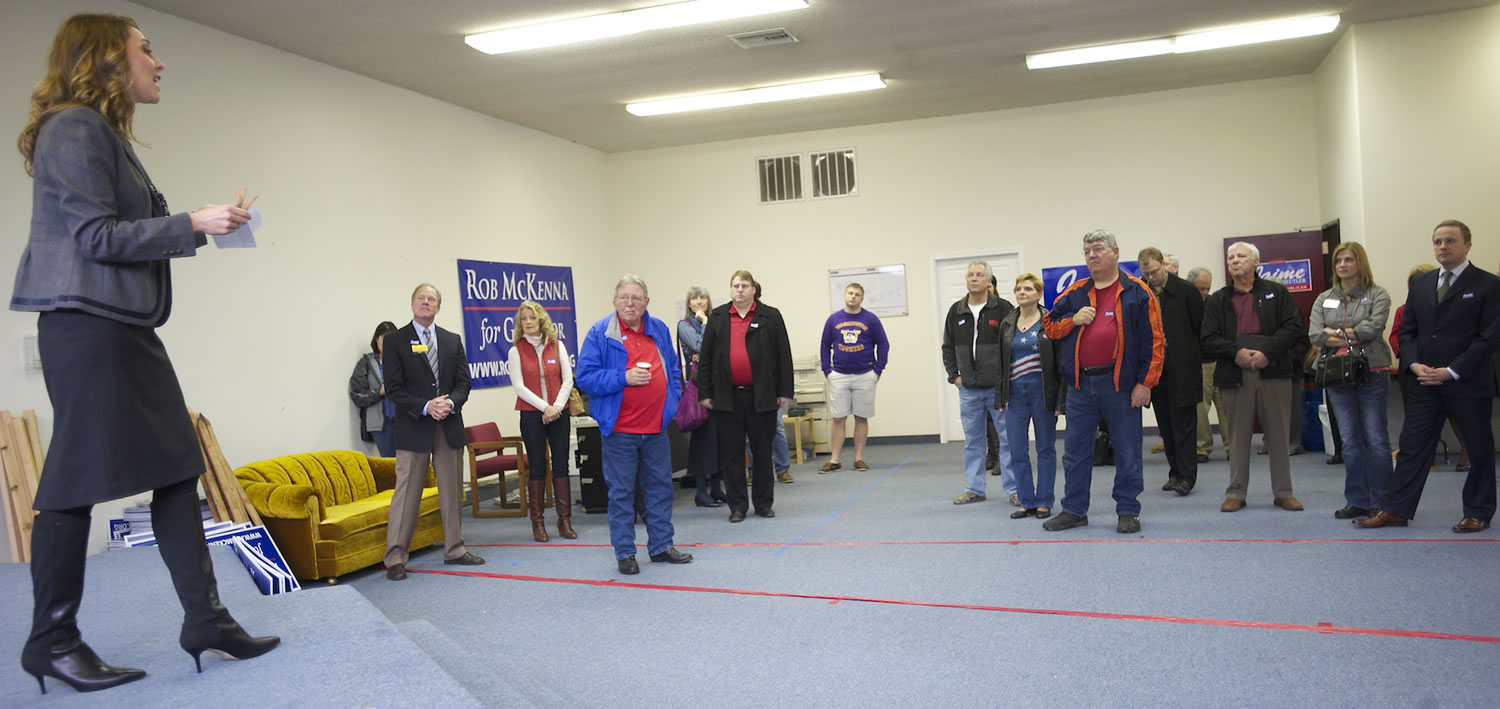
[1170,479,1193,496]
[1117,515,1141,534]
[1220,497,1244,512]
[1333,505,1369,520]
[386,563,407,581]
[1161,477,1178,491]
[756,508,776,518]
[22,643,145,694]
[1356,511,1408,528]
[650,547,694,563]
[618,556,639,575]
[728,510,746,523]
[443,552,485,566]
[818,461,842,474]
[1034,507,1052,519]
[694,496,724,508]
[1453,517,1491,533]
[182,622,280,673]
[1009,508,1034,519]
[1325,454,1343,465]
[1042,512,1088,531]
[1273,497,1304,511]
[777,471,794,483]
[1196,453,1210,463]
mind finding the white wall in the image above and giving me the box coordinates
[0,0,614,558]
[607,77,1323,441]
[1314,31,1367,246]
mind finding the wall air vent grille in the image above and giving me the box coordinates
[757,154,803,204]
[811,148,857,199]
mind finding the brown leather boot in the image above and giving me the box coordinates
[528,480,548,542]
[553,475,577,539]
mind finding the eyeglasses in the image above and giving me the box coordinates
[1082,245,1112,257]
[615,295,647,304]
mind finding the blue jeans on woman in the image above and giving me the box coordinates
[1005,378,1057,509]
[1326,372,1392,510]
[372,416,395,458]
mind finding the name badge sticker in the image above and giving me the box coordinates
[750,322,760,329]
[957,319,967,326]
[1265,293,1275,299]
[1463,292,1475,299]
[411,344,428,353]
[1323,298,1341,308]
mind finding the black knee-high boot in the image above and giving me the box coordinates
[22,508,146,694]
[150,478,279,672]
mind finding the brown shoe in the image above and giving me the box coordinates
[1356,511,1409,528]
[818,461,842,474]
[1453,517,1491,533]
[777,471,794,484]
[528,479,549,542]
[1150,444,1165,453]
[853,460,870,471]
[385,563,407,581]
[1273,496,1304,511]
[1220,497,1244,512]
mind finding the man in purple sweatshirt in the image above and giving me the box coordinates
[819,283,890,472]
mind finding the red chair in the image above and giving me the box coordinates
[463,422,529,519]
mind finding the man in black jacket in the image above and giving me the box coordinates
[1200,244,1305,513]
[1139,248,1203,495]
[941,261,1016,505]
[697,269,794,522]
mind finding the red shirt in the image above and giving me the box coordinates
[614,316,667,434]
[1232,288,1260,335]
[729,301,756,387]
[1077,280,1120,368]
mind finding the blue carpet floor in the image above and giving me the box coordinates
[4,440,1497,707]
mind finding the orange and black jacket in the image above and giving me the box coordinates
[1042,272,1164,391]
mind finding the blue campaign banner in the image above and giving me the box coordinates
[1039,261,1140,309]
[456,259,576,389]
[1257,259,1313,292]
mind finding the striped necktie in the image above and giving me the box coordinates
[1437,271,1452,302]
[423,329,440,381]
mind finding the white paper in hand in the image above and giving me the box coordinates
[213,206,261,248]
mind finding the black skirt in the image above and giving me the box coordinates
[34,310,202,510]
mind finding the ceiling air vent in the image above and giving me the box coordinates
[811,148,857,199]
[757,154,803,204]
[729,28,799,49]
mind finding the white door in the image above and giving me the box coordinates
[932,252,1023,443]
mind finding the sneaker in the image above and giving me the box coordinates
[1042,512,1088,531]
[1007,493,1021,507]
[853,460,869,471]
[777,471,794,484]
[818,461,842,474]
[1117,515,1141,534]
[952,491,986,505]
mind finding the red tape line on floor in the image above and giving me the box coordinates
[413,567,1500,645]
[471,537,1500,549]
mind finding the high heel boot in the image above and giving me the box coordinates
[21,509,146,694]
[528,479,549,542]
[553,475,577,539]
[152,478,279,672]
[710,472,730,505]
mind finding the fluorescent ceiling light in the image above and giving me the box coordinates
[626,74,886,116]
[1026,39,1174,70]
[465,0,809,55]
[1175,15,1341,53]
[1025,14,1340,70]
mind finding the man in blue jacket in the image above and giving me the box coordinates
[575,276,693,574]
[1043,230,1165,534]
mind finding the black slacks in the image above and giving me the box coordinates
[714,388,776,514]
[1151,382,1199,484]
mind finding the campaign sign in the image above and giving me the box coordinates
[1039,261,1141,309]
[457,259,576,389]
[1257,259,1313,292]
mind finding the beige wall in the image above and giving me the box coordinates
[0,1,614,556]
[1315,32,1367,247]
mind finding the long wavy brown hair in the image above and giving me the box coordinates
[17,14,141,176]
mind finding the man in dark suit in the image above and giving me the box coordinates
[381,283,484,580]
[1360,220,1500,533]
[1139,248,1204,495]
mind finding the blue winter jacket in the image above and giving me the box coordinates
[575,310,683,437]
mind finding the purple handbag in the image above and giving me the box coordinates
[675,363,709,432]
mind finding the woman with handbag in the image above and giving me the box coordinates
[1309,243,1394,520]
[678,286,728,507]
[508,300,577,541]
[349,321,398,456]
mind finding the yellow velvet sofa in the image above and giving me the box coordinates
[234,451,442,582]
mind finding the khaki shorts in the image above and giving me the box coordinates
[827,370,878,419]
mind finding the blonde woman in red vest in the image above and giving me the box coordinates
[509,301,577,541]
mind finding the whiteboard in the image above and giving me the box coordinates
[829,265,907,317]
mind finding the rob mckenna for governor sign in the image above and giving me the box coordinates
[456,259,576,389]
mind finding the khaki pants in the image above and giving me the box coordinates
[1197,362,1231,457]
[385,429,467,566]
[1221,370,1294,499]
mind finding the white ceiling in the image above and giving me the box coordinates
[133,0,1493,153]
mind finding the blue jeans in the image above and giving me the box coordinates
[1006,378,1058,509]
[1326,373,1392,509]
[959,385,1014,497]
[1060,375,1143,516]
[601,432,675,560]
[372,416,395,458]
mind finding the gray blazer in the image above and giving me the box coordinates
[1307,283,1394,370]
[10,106,205,327]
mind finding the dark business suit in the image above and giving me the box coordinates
[1384,264,1500,523]
[383,322,472,565]
[1149,272,1205,488]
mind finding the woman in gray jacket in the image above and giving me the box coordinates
[349,321,398,456]
[1309,243,1394,520]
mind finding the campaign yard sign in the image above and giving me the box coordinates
[1257,259,1313,292]
[1039,261,1141,309]
[457,259,577,389]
